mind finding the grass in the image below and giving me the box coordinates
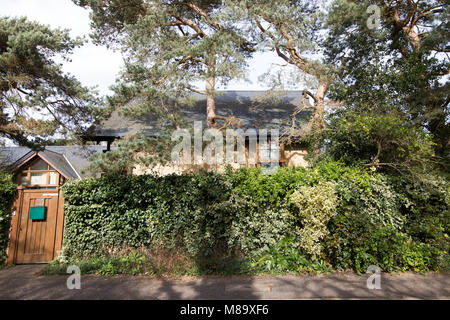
[39,252,335,277]
[40,248,259,277]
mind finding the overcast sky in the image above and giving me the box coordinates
[2,0,289,96]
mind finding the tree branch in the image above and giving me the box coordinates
[177,1,221,30]
[186,86,207,95]
[412,7,445,26]
[169,15,206,38]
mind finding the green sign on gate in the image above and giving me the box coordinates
[29,206,46,220]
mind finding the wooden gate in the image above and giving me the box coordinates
[7,187,65,264]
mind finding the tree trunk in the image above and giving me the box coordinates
[312,82,327,134]
[206,55,217,129]
[310,82,327,153]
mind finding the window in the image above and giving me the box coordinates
[17,158,62,187]
[257,142,285,168]
[49,172,57,184]
[30,172,47,185]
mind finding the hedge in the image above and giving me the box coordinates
[60,160,450,273]
[0,171,17,265]
[62,170,300,257]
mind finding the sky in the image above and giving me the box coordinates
[2,0,289,96]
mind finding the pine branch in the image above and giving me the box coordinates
[177,1,221,30]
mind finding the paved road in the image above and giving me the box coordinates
[0,265,449,300]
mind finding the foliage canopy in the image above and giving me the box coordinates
[0,17,101,146]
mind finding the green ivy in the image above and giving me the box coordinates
[60,161,449,274]
[62,170,301,258]
[0,171,17,265]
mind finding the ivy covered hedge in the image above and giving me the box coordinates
[62,171,298,257]
[0,171,17,265]
[60,160,449,274]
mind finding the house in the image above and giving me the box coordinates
[84,90,311,174]
[1,90,311,264]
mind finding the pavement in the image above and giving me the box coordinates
[0,265,449,300]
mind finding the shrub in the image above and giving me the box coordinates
[389,173,449,242]
[250,237,334,274]
[291,181,338,260]
[225,167,308,250]
[327,226,437,274]
[59,161,449,274]
[62,172,235,256]
[388,173,450,270]
[251,237,310,273]
[336,174,406,230]
[62,170,300,258]
[0,171,16,265]
[323,111,436,171]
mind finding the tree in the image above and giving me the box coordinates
[229,0,335,149]
[323,110,436,173]
[325,0,449,159]
[74,0,254,129]
[0,17,100,147]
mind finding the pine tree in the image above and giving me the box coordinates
[228,0,335,150]
[0,17,100,147]
[74,0,254,129]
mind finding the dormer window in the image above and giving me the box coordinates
[17,158,62,188]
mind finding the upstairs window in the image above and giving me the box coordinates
[17,158,62,188]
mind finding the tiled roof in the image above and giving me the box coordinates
[0,145,109,179]
[91,91,312,138]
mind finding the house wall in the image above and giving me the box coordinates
[132,147,308,176]
[284,149,309,168]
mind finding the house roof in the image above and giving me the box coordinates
[0,145,108,179]
[39,149,80,179]
[89,91,312,139]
